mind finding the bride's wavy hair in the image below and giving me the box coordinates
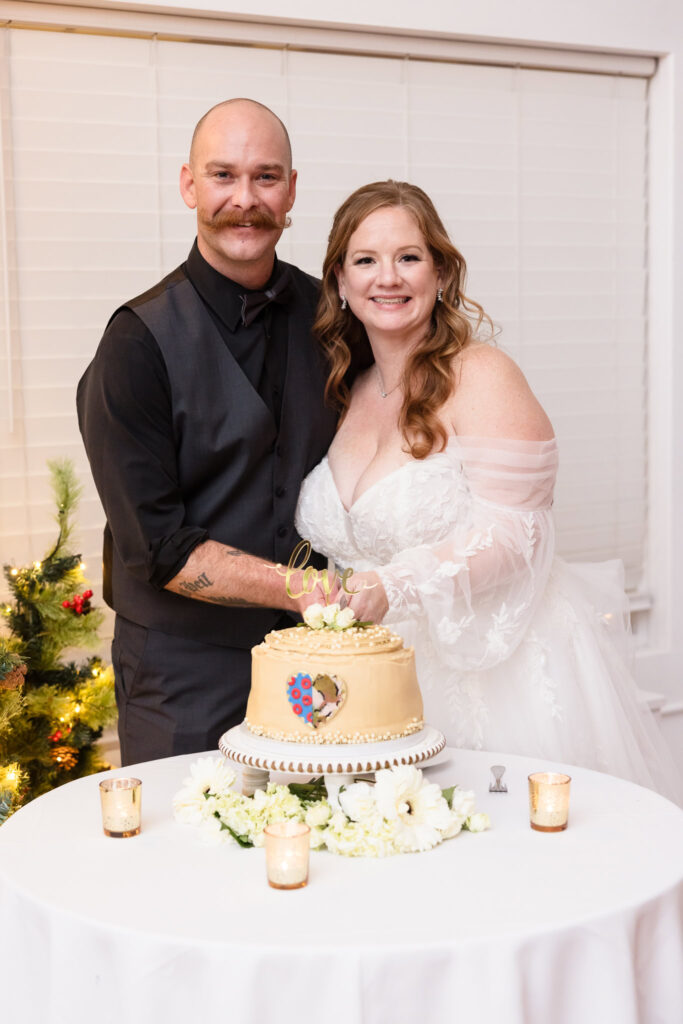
[314,180,493,459]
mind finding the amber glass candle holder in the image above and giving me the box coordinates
[264,821,311,889]
[99,778,142,837]
[528,772,571,832]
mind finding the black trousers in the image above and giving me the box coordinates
[112,615,253,767]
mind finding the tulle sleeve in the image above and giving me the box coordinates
[376,437,559,671]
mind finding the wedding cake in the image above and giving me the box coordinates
[245,607,423,745]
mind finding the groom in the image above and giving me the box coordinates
[77,99,337,766]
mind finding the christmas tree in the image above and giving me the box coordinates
[0,460,117,824]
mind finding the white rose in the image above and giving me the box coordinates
[303,603,326,629]
[465,812,491,833]
[449,787,477,819]
[198,816,229,846]
[322,603,341,626]
[335,607,356,629]
[305,801,332,827]
[441,814,463,840]
[338,782,377,822]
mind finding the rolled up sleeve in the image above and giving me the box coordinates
[77,309,208,590]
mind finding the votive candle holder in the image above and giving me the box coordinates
[264,821,311,889]
[528,772,571,832]
[99,777,142,837]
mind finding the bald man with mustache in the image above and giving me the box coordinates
[78,100,337,765]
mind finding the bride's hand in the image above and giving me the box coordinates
[344,571,389,624]
[295,576,343,615]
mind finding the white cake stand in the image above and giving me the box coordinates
[218,723,446,808]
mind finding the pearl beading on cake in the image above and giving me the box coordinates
[263,624,405,657]
[245,717,424,744]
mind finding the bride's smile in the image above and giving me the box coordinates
[335,205,442,349]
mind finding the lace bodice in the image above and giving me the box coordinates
[296,441,469,570]
[296,436,558,673]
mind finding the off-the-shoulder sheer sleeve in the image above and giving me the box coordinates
[376,437,558,671]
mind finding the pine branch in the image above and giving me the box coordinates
[44,459,82,563]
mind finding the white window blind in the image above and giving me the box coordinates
[0,26,649,603]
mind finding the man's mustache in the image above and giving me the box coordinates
[208,209,283,231]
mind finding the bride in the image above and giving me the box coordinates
[296,179,682,805]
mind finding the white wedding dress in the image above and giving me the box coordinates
[296,435,682,805]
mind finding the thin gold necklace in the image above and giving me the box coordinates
[375,364,401,399]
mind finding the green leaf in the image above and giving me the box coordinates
[441,786,456,807]
[219,821,254,848]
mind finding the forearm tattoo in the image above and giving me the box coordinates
[200,595,261,608]
[177,562,260,607]
[178,572,213,594]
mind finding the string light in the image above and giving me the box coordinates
[79,562,86,571]
[6,770,16,782]
[92,668,99,677]
[10,568,18,576]
[74,703,82,714]
[33,561,42,570]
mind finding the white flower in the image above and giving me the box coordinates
[441,814,463,840]
[262,783,305,821]
[323,813,398,857]
[338,781,377,822]
[308,826,328,850]
[374,765,454,852]
[303,603,326,629]
[172,790,206,826]
[465,812,491,833]
[304,601,357,631]
[198,815,230,846]
[173,758,489,858]
[305,801,332,827]
[449,787,477,820]
[336,606,356,629]
[322,603,341,626]
[178,756,235,801]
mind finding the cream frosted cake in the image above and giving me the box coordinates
[245,609,423,745]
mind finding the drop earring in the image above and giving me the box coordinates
[437,288,443,303]
[341,296,348,310]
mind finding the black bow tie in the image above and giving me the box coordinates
[240,266,292,327]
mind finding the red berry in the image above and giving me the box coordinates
[62,600,71,608]
[83,590,93,599]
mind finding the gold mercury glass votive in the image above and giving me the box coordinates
[99,777,142,837]
[528,772,571,832]
[264,821,311,889]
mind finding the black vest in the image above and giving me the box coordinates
[106,263,337,647]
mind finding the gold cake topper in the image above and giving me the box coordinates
[272,540,377,600]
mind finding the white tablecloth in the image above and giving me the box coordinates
[1,747,682,1024]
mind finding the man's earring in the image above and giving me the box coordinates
[341,296,348,310]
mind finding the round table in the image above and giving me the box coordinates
[1,747,682,1024]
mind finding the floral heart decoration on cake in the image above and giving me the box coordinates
[286,672,346,729]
